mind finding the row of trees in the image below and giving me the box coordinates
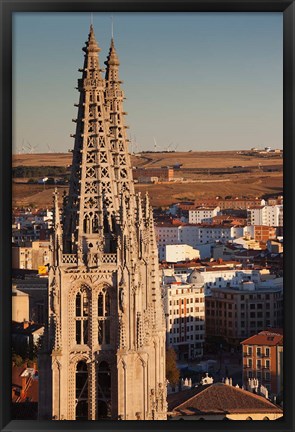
[13,165,69,178]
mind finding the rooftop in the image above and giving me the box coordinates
[168,383,282,415]
[241,329,283,346]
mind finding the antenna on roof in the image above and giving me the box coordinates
[111,15,114,38]
[90,12,93,26]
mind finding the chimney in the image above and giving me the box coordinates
[23,320,29,329]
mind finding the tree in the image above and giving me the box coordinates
[12,353,25,367]
[166,347,180,386]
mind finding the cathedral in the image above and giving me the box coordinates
[38,25,167,421]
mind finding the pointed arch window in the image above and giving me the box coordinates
[97,289,111,345]
[92,213,99,233]
[75,287,89,345]
[83,214,90,234]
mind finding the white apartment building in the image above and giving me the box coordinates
[155,224,247,260]
[188,268,274,296]
[164,244,200,263]
[15,210,53,230]
[163,282,205,361]
[247,205,283,227]
[189,206,220,224]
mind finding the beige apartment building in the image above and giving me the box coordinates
[12,240,50,270]
[206,284,283,345]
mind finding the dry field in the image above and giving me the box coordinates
[12,151,283,208]
[12,150,282,169]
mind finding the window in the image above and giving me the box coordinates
[75,288,89,345]
[265,371,271,381]
[265,348,270,357]
[98,289,111,345]
[75,361,88,420]
[97,361,111,419]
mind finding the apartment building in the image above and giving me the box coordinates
[155,223,247,260]
[241,329,283,396]
[205,284,283,345]
[247,205,283,227]
[188,206,220,224]
[12,240,50,270]
[164,244,200,263]
[163,282,205,361]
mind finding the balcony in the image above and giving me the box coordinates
[256,364,262,370]
[61,253,117,266]
[62,254,77,264]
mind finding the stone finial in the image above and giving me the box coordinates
[83,24,101,53]
[105,37,120,67]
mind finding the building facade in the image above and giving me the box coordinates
[155,223,247,260]
[205,285,283,345]
[164,244,200,263]
[247,205,283,227]
[241,330,283,396]
[38,26,167,421]
[162,282,205,361]
[12,240,50,270]
[188,206,220,224]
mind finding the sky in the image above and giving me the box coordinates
[13,12,283,154]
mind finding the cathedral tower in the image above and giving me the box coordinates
[39,25,167,421]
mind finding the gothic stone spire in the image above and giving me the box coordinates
[105,38,135,199]
[64,25,119,255]
[39,26,167,422]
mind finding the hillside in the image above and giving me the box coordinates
[12,151,283,208]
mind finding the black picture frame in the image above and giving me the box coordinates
[1,1,294,431]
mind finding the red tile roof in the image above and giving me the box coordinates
[168,383,282,415]
[241,329,283,346]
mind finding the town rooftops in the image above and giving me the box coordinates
[168,383,283,416]
[241,329,283,346]
[12,321,44,335]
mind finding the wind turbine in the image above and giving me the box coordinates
[26,141,39,154]
[153,137,157,152]
[21,138,26,154]
[16,138,26,154]
[46,143,54,153]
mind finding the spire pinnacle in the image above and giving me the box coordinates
[83,24,100,53]
[105,36,120,67]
